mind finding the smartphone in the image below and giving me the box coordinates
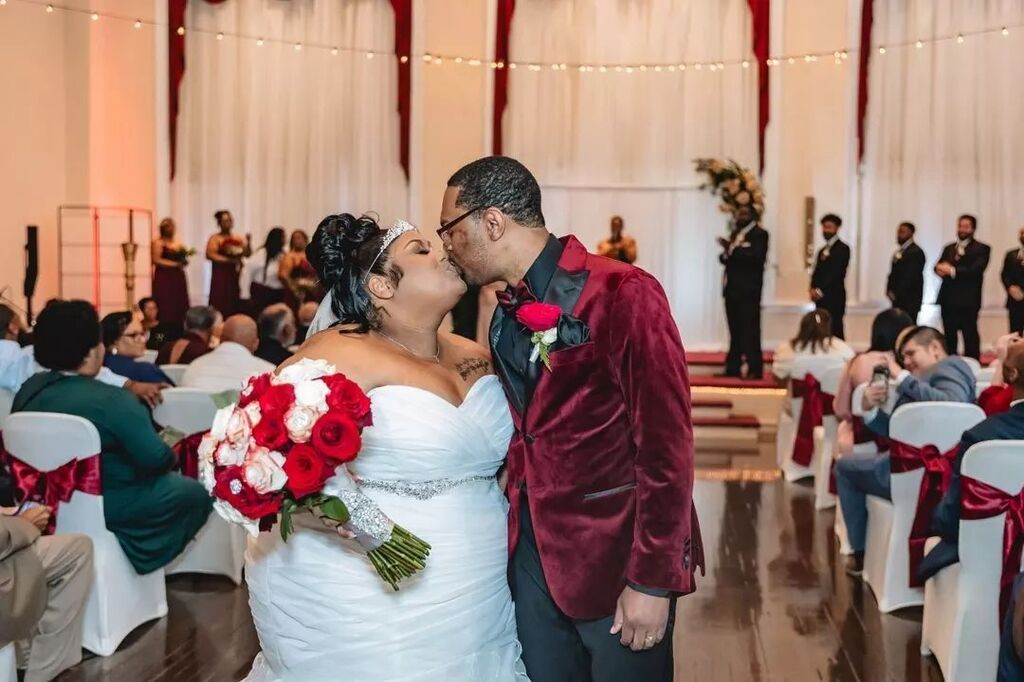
[870,364,891,388]
[16,500,41,514]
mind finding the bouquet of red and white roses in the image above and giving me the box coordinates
[219,236,246,259]
[198,358,430,589]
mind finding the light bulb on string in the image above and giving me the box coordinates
[878,46,886,54]
[599,65,608,73]
[331,47,339,56]
[421,54,432,62]
[915,40,923,48]
[400,55,409,63]
[956,34,964,44]
[256,38,264,46]
[508,63,517,69]
[133,19,142,29]
[366,51,375,59]
[654,65,662,72]
[667,65,676,72]
[469,58,481,66]
[177,26,185,36]
[216,32,224,41]
[498,61,506,69]
[46,5,54,13]
[708,63,717,71]
[742,60,750,69]
[294,43,302,51]
[678,63,686,71]
[1002,27,1009,36]
[454,56,463,64]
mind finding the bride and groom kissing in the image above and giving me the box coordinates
[242,156,703,682]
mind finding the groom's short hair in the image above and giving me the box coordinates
[447,156,546,228]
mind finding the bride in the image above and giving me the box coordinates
[243,214,528,681]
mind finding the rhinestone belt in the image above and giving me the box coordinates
[358,475,496,501]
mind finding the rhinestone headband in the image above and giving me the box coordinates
[363,219,416,283]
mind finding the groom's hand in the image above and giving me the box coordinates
[610,586,670,651]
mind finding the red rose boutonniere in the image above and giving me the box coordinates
[516,302,561,369]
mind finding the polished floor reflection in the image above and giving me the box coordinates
[56,479,942,681]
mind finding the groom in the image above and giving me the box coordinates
[440,156,702,681]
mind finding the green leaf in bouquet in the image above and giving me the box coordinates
[280,498,297,542]
[210,390,241,409]
[318,496,351,524]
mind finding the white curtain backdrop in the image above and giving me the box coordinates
[504,0,759,348]
[859,0,1024,311]
[173,0,408,301]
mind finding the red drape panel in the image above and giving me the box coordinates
[168,0,412,179]
[390,0,412,179]
[856,0,875,164]
[747,0,770,173]
[492,0,516,156]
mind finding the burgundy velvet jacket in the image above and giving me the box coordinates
[494,235,703,620]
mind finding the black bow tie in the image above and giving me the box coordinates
[496,281,537,312]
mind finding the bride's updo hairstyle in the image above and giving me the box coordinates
[307,213,403,332]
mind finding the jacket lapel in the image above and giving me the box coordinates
[522,264,590,409]
[488,303,527,417]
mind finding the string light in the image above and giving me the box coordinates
[216,32,224,41]
[256,38,264,46]
[365,51,374,59]
[878,46,887,54]
[330,47,337,56]
[176,26,184,36]
[742,60,750,68]
[133,19,142,29]
[294,42,302,51]
[915,39,923,48]
[956,33,965,44]
[1002,27,1010,36]
[90,11,98,21]
[400,55,409,63]
[46,4,54,13]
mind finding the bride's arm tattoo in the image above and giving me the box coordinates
[455,357,491,381]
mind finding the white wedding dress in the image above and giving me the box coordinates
[244,375,529,681]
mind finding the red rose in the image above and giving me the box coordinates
[283,444,334,499]
[253,414,290,451]
[516,302,561,332]
[240,374,272,407]
[259,383,296,418]
[311,412,362,464]
[322,375,373,428]
[213,465,283,519]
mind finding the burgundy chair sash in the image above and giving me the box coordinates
[3,450,102,534]
[790,374,835,467]
[889,439,959,587]
[172,431,207,480]
[960,475,1024,630]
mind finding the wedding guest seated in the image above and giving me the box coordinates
[772,309,855,381]
[181,314,274,392]
[12,300,211,574]
[835,325,976,575]
[139,297,181,351]
[156,305,218,365]
[998,572,1024,681]
[978,332,1023,416]
[834,309,915,456]
[1,303,164,407]
[918,342,1024,582]
[295,301,319,344]
[101,312,174,385]
[255,303,296,366]
[1,506,93,681]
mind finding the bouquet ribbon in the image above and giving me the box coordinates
[960,475,1024,631]
[790,374,834,467]
[2,450,102,534]
[889,439,959,587]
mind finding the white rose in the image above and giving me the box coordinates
[209,404,235,441]
[213,499,260,537]
[243,402,262,427]
[276,358,336,385]
[284,405,318,443]
[541,328,558,345]
[293,379,331,413]
[243,447,288,494]
[225,408,252,449]
[215,442,246,467]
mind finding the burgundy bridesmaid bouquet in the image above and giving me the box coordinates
[199,358,431,590]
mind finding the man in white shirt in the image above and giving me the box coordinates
[0,304,164,407]
[181,315,273,392]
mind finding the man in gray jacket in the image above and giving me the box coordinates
[834,326,976,575]
[0,507,93,681]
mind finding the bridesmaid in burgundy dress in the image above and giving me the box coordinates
[151,218,191,328]
[206,210,251,316]
[279,229,325,312]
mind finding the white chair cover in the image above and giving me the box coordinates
[2,413,167,656]
[962,356,983,377]
[140,349,158,364]
[814,366,844,510]
[0,642,16,682]
[0,388,13,425]
[921,440,1024,682]
[863,402,985,613]
[153,389,246,584]
[160,364,188,386]
[777,355,848,483]
[975,366,996,384]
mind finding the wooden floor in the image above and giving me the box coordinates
[56,477,943,682]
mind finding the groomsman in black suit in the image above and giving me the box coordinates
[935,214,991,359]
[1002,225,1024,333]
[810,213,850,339]
[886,221,926,321]
[718,205,769,378]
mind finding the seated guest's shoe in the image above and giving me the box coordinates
[845,552,865,578]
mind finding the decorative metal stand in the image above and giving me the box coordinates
[122,242,138,311]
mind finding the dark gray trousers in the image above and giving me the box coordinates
[510,496,674,682]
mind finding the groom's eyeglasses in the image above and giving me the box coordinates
[437,206,485,240]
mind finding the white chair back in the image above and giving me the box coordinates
[814,365,846,510]
[0,388,13,424]
[160,364,188,386]
[818,365,843,397]
[152,388,218,434]
[778,355,847,483]
[2,413,168,655]
[975,366,996,384]
[962,356,983,377]
[140,349,158,364]
[889,402,985,450]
